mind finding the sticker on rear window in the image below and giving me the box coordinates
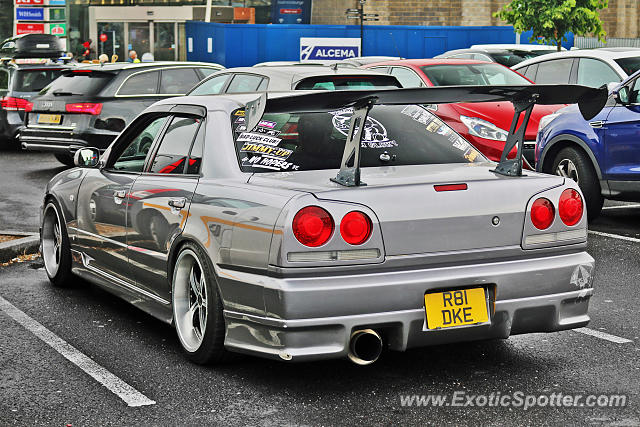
[240,142,292,159]
[258,120,277,129]
[237,132,282,146]
[329,107,397,149]
[464,148,479,162]
[234,110,245,116]
[235,117,245,124]
[241,155,299,171]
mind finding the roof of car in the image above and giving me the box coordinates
[71,61,224,71]
[213,65,393,78]
[365,58,494,67]
[513,49,640,70]
[471,44,563,51]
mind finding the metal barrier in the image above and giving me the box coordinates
[575,36,640,49]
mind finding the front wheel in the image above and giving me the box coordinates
[551,146,603,220]
[41,201,73,286]
[172,242,227,364]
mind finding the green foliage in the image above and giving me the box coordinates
[494,0,608,50]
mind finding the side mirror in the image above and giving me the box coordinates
[74,147,100,168]
[615,86,630,105]
[606,82,620,93]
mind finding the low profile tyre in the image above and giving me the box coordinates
[551,146,603,220]
[172,242,227,364]
[41,200,73,287]
[54,153,75,167]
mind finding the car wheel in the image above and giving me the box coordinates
[552,147,603,220]
[41,200,73,287]
[172,242,227,364]
[54,153,75,167]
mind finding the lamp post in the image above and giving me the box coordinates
[346,0,379,57]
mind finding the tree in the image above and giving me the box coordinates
[494,0,608,51]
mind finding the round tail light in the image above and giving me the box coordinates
[292,206,334,247]
[531,198,555,230]
[340,211,373,245]
[558,189,583,226]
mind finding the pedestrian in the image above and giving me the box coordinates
[128,50,140,63]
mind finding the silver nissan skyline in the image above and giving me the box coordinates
[40,85,606,365]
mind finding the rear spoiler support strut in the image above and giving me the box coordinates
[330,97,376,187]
[492,94,538,177]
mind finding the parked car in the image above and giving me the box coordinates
[338,56,403,67]
[187,65,401,95]
[512,49,640,88]
[41,84,604,365]
[0,34,73,145]
[364,59,562,164]
[436,44,562,67]
[536,70,640,219]
[20,61,224,165]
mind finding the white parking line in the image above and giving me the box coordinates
[0,296,155,407]
[588,230,640,243]
[573,327,633,344]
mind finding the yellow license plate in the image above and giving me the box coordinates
[425,287,489,329]
[37,114,62,124]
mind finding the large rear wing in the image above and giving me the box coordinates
[244,85,608,185]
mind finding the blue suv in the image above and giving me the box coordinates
[536,76,640,220]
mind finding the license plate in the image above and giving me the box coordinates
[37,114,62,124]
[425,287,489,329]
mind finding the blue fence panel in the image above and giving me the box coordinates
[185,21,574,67]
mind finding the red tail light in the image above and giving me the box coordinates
[558,189,583,226]
[292,206,334,247]
[65,103,103,115]
[340,211,372,245]
[1,97,33,111]
[531,198,555,230]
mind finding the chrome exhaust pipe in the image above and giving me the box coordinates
[348,329,383,365]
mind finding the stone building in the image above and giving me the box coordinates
[312,0,640,39]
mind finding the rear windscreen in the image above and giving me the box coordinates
[295,76,401,90]
[488,50,553,67]
[420,63,530,86]
[614,57,640,76]
[231,104,486,173]
[14,69,63,93]
[38,72,114,96]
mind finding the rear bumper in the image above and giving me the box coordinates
[220,251,595,362]
[19,127,116,154]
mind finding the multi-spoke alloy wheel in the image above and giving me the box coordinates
[556,158,579,184]
[172,243,226,364]
[41,201,72,286]
[173,249,208,351]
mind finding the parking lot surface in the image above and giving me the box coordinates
[1,149,639,425]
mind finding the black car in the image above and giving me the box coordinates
[435,45,560,68]
[0,34,72,146]
[20,61,223,165]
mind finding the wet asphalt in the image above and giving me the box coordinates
[0,147,639,426]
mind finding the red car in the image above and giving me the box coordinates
[363,59,562,165]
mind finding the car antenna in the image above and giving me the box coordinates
[389,32,404,59]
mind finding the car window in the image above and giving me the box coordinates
[451,53,474,59]
[189,73,229,95]
[523,64,538,81]
[532,59,573,84]
[420,63,530,86]
[231,104,486,173]
[614,57,640,77]
[226,74,265,93]
[39,71,114,96]
[576,58,621,88]
[160,68,200,94]
[295,76,401,90]
[118,70,159,95]
[111,116,169,172]
[369,66,389,73]
[0,69,8,91]
[473,54,492,61]
[149,116,201,174]
[390,67,424,88]
[13,69,62,92]
[198,67,218,78]
[186,125,204,174]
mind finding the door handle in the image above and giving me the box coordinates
[113,190,126,205]
[168,197,186,209]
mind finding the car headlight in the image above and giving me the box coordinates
[459,116,508,141]
[538,113,560,132]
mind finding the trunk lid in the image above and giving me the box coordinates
[249,163,564,255]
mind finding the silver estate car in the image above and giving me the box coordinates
[40,86,605,365]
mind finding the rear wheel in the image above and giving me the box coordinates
[41,200,72,286]
[54,153,74,167]
[172,242,227,364]
[551,146,603,220]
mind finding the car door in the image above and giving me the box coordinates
[602,77,640,182]
[74,113,170,282]
[126,108,205,301]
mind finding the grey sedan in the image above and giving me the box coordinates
[40,87,602,365]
